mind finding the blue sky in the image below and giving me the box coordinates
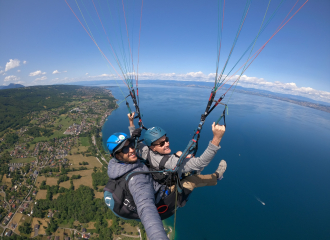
[1,0,329,102]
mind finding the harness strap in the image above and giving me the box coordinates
[147,150,171,171]
[159,155,171,170]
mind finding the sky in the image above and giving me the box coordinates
[1,0,329,103]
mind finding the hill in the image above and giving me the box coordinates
[0,83,25,90]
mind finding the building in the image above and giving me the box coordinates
[5,230,12,236]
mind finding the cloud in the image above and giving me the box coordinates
[222,74,330,103]
[4,75,21,82]
[85,73,89,75]
[5,59,20,71]
[0,70,3,74]
[23,61,27,64]
[128,71,330,103]
[52,70,60,74]
[63,70,67,73]
[17,70,21,72]
[29,70,46,76]
[35,76,47,81]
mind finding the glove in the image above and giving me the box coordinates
[132,128,142,138]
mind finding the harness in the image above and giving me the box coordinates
[104,169,191,220]
[146,151,176,186]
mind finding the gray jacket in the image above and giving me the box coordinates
[129,126,221,176]
[107,158,168,240]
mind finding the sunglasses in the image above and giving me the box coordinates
[118,141,135,154]
[152,137,169,147]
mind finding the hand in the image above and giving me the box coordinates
[175,151,192,158]
[175,151,182,157]
[211,122,225,146]
[132,128,142,138]
[128,112,135,127]
[128,112,135,121]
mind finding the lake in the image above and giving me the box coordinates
[101,82,330,240]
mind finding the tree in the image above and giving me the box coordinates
[18,222,32,234]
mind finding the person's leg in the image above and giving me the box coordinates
[181,160,227,191]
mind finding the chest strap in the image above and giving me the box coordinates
[147,150,171,170]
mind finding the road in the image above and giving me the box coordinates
[92,135,108,164]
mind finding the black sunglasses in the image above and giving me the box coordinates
[152,137,169,147]
[118,141,135,154]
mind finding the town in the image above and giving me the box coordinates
[0,86,147,239]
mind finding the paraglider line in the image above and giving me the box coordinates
[216,0,251,88]
[215,0,225,88]
[91,0,129,82]
[122,0,136,82]
[136,0,144,106]
[216,0,310,95]
[64,0,129,89]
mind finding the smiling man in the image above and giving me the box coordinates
[128,113,227,191]
[104,132,169,240]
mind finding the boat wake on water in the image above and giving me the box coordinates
[255,196,266,205]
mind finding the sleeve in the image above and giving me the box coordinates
[128,174,169,240]
[128,126,136,136]
[164,141,221,173]
[128,125,148,158]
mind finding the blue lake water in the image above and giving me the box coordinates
[101,82,330,240]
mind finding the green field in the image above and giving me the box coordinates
[10,157,36,163]
[79,137,90,147]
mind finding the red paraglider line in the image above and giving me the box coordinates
[64,0,128,89]
[216,0,310,95]
[276,0,300,33]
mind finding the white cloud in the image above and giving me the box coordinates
[29,70,46,76]
[0,70,3,74]
[223,74,330,103]
[52,70,60,74]
[5,59,20,71]
[63,70,67,73]
[4,75,21,82]
[128,71,330,103]
[26,69,329,103]
[17,70,21,72]
[23,60,27,64]
[35,76,47,81]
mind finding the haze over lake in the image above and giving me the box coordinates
[102,82,330,240]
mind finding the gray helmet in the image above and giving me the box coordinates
[144,126,166,146]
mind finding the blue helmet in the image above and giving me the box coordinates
[144,127,166,147]
[106,132,129,155]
